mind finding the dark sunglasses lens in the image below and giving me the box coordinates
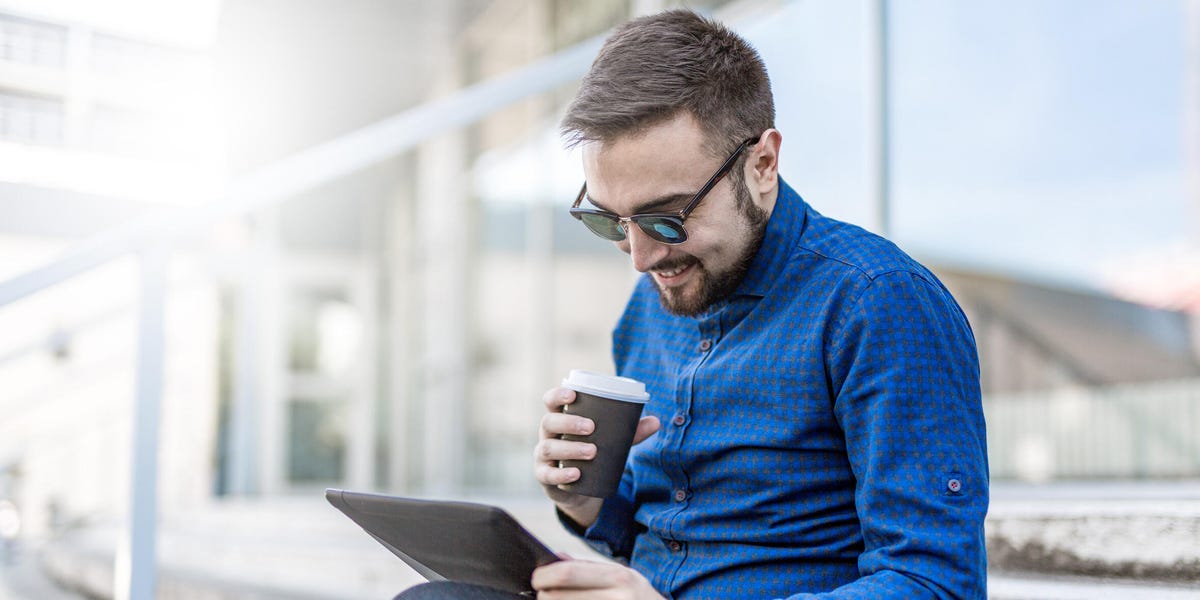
[579,213,627,241]
[638,217,687,244]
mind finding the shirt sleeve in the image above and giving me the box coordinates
[786,270,989,599]
[557,465,639,563]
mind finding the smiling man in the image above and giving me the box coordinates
[529,10,989,599]
[399,8,988,600]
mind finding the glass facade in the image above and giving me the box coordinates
[0,14,66,68]
[0,90,64,145]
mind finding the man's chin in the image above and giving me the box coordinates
[655,280,710,317]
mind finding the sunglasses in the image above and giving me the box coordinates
[569,136,760,245]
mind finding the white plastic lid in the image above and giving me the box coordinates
[561,369,649,403]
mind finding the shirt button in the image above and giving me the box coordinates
[698,338,712,352]
[674,489,687,502]
[667,540,682,552]
[947,478,962,493]
[671,414,685,426]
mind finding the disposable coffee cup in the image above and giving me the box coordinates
[557,370,649,498]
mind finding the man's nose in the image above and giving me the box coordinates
[621,223,669,273]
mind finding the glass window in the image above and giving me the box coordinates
[0,14,67,68]
[0,90,64,145]
[286,289,361,377]
[286,398,346,483]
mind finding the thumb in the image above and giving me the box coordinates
[631,416,661,445]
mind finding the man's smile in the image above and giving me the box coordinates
[651,260,697,287]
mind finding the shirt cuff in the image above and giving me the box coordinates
[554,505,589,537]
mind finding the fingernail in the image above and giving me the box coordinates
[578,421,592,434]
[560,390,571,400]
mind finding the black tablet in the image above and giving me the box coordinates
[325,488,561,596]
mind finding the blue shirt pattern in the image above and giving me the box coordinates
[576,178,988,599]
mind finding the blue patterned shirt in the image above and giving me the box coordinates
[572,178,988,599]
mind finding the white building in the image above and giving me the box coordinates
[0,2,223,540]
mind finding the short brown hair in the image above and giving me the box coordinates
[561,9,774,159]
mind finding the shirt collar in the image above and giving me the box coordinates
[734,176,808,298]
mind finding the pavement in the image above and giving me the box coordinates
[0,542,84,600]
[1,481,1197,599]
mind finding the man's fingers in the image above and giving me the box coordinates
[533,560,639,591]
[540,412,595,440]
[542,387,576,410]
[533,561,589,591]
[534,438,597,463]
[534,463,581,486]
[632,416,661,445]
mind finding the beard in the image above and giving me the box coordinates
[652,182,769,317]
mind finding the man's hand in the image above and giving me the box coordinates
[532,559,664,600]
[533,387,660,528]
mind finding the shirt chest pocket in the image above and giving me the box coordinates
[683,335,840,451]
[695,350,833,412]
[690,386,841,454]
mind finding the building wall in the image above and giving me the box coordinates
[0,10,220,207]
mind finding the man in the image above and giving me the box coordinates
[401,8,987,600]
[533,7,989,598]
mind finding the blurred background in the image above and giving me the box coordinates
[0,0,1197,598]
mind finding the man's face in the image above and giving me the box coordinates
[580,114,772,316]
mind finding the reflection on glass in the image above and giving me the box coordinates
[287,399,346,483]
[287,289,360,376]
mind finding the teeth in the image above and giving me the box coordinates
[657,265,686,277]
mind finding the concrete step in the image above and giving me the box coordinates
[36,496,604,600]
[0,547,85,600]
[23,486,1200,598]
[989,572,1200,599]
[986,483,1200,583]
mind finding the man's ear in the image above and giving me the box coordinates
[748,129,782,197]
